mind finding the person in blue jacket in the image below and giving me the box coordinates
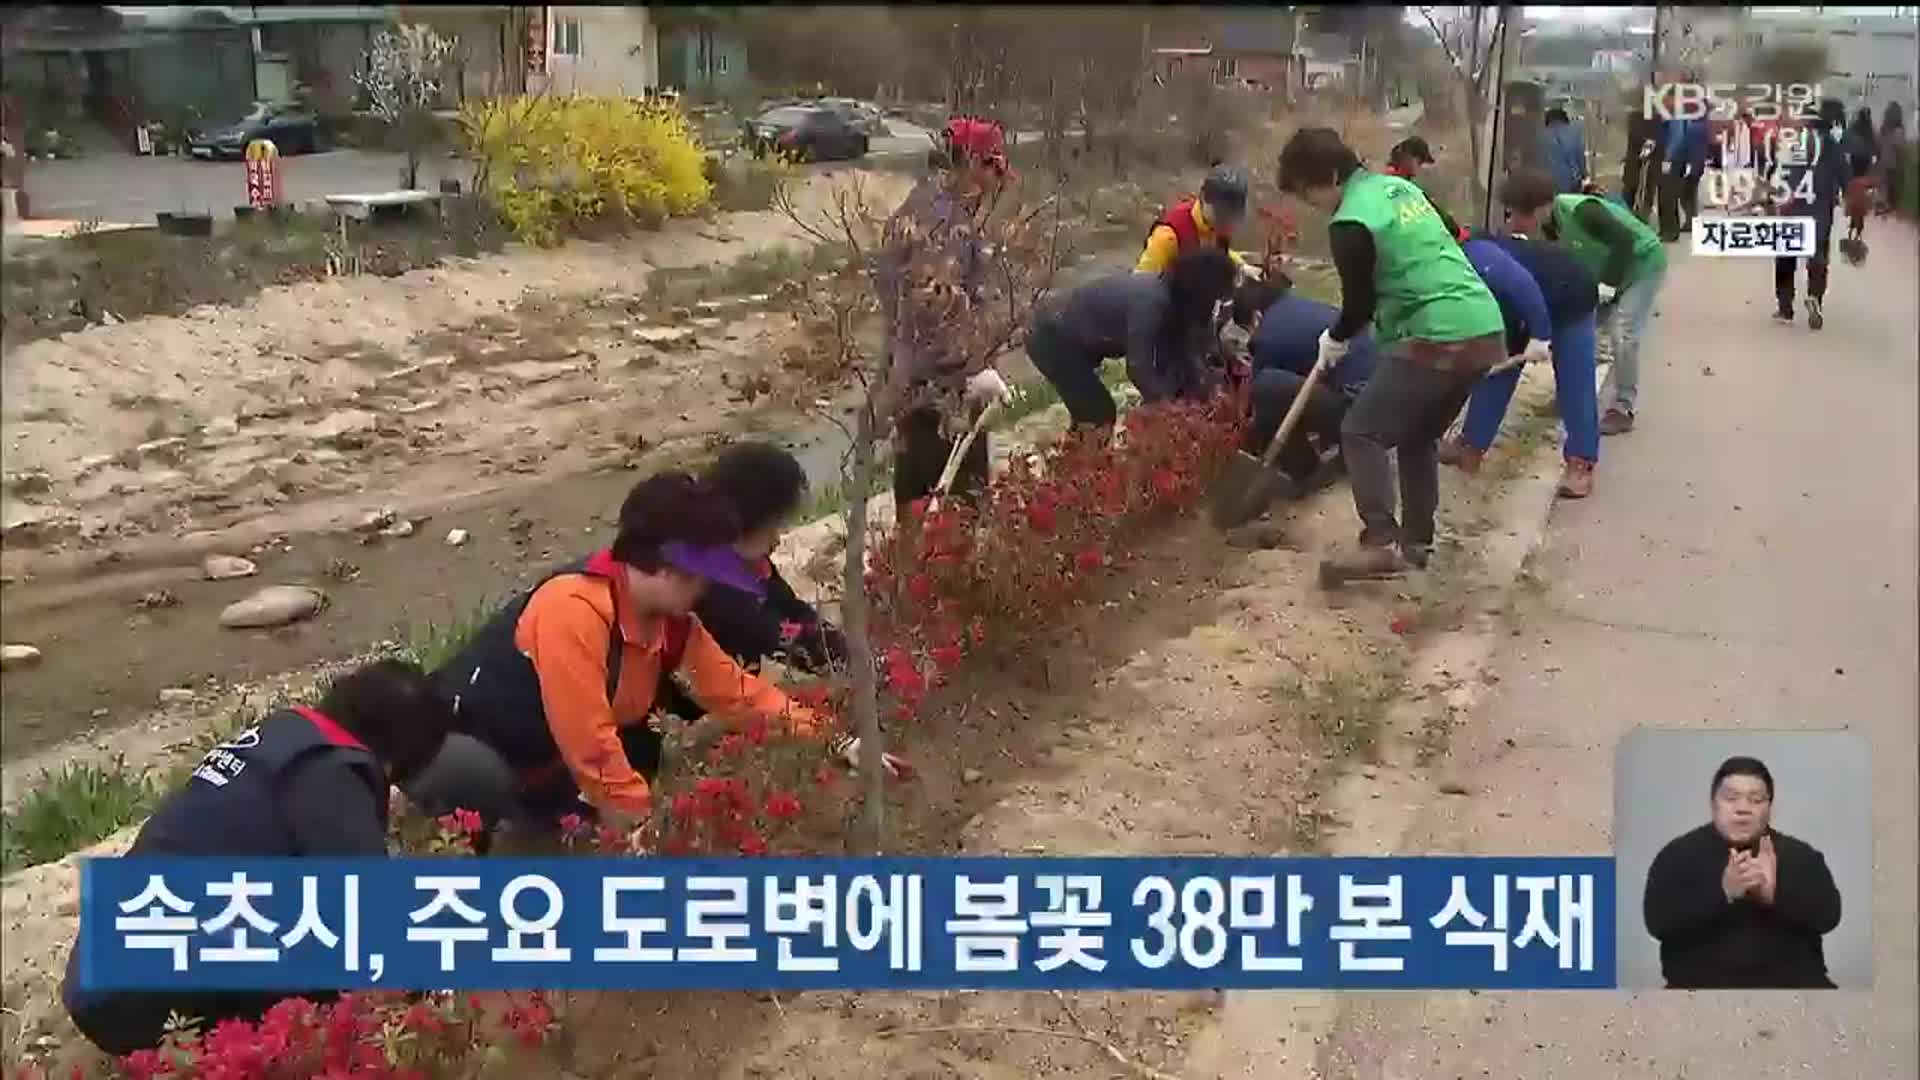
[1544,108,1588,195]
[1658,114,1711,241]
[61,659,455,1055]
[1233,276,1381,494]
[1443,173,1603,499]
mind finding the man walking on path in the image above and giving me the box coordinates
[1773,100,1853,331]
[1276,127,1506,583]
[1511,177,1666,437]
[1544,107,1588,195]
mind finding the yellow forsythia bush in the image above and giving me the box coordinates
[459,94,713,246]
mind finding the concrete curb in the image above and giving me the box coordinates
[1182,370,1591,1079]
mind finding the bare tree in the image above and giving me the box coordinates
[1416,5,1504,207]
[767,170,1062,853]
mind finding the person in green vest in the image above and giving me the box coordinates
[1275,127,1508,585]
[1503,170,1668,436]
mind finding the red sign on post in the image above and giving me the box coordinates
[244,139,281,209]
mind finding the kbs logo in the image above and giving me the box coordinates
[1643,83,1823,122]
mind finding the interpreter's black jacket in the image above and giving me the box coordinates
[1642,823,1842,990]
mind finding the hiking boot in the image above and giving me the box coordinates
[1318,543,1409,588]
[1599,407,1635,436]
[1806,296,1825,331]
[1773,301,1795,323]
[1439,438,1484,475]
[1557,457,1595,499]
[1401,543,1433,570]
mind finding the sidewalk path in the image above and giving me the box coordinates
[1319,230,1920,1077]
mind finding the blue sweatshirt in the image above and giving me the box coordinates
[1248,294,1379,397]
[1545,122,1588,194]
[1481,233,1596,327]
[1462,237,1551,354]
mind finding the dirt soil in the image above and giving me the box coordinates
[0,165,1179,764]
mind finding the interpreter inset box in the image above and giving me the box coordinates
[1613,729,1872,990]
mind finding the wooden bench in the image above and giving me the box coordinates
[323,190,442,224]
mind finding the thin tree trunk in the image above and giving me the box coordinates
[842,397,884,856]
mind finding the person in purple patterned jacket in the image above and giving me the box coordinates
[876,116,1017,508]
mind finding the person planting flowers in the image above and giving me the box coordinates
[878,114,1019,507]
[1275,127,1506,582]
[61,660,454,1055]
[403,470,894,844]
[1026,247,1240,431]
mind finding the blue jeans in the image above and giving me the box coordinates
[1601,266,1665,414]
[1460,312,1600,462]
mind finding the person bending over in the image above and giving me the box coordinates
[1643,756,1842,990]
[1514,172,1666,437]
[62,660,453,1055]
[1235,277,1380,496]
[1275,127,1505,583]
[1027,248,1239,431]
[404,471,891,841]
[1444,176,1603,499]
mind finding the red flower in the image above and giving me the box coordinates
[1025,501,1058,534]
[671,792,698,820]
[778,620,804,643]
[737,831,770,856]
[883,657,927,698]
[763,790,803,820]
[906,573,934,603]
[1150,467,1181,501]
[1389,612,1417,636]
[1074,548,1104,572]
[930,643,964,672]
[557,813,587,837]
[717,733,747,757]
[401,1001,444,1035]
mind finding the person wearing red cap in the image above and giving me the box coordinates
[877,115,1017,509]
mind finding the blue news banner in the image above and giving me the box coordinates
[78,856,1615,993]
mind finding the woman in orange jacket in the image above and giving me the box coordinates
[406,470,873,841]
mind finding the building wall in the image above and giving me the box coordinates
[536,5,657,97]
[662,27,747,102]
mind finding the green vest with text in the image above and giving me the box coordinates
[1550,193,1666,288]
[1327,170,1503,347]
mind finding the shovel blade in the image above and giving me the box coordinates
[1209,450,1300,530]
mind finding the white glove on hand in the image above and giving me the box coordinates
[1596,283,1618,305]
[1315,329,1349,374]
[1237,260,1265,283]
[1521,338,1553,366]
[965,368,1013,410]
[832,735,907,778]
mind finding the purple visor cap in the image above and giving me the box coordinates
[660,540,767,600]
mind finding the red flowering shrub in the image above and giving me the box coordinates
[867,397,1245,681]
[103,991,552,1078]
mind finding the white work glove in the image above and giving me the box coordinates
[1596,283,1618,305]
[831,734,908,778]
[964,368,1013,410]
[1236,260,1265,283]
[1315,329,1349,374]
[1521,338,1553,366]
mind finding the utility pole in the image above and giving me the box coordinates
[1483,4,1514,231]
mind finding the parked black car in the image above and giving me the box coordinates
[187,102,321,160]
[741,105,870,163]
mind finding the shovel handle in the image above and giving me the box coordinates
[925,402,998,514]
[1257,356,1332,469]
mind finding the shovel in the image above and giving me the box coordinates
[1209,356,1331,531]
[924,400,1000,515]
